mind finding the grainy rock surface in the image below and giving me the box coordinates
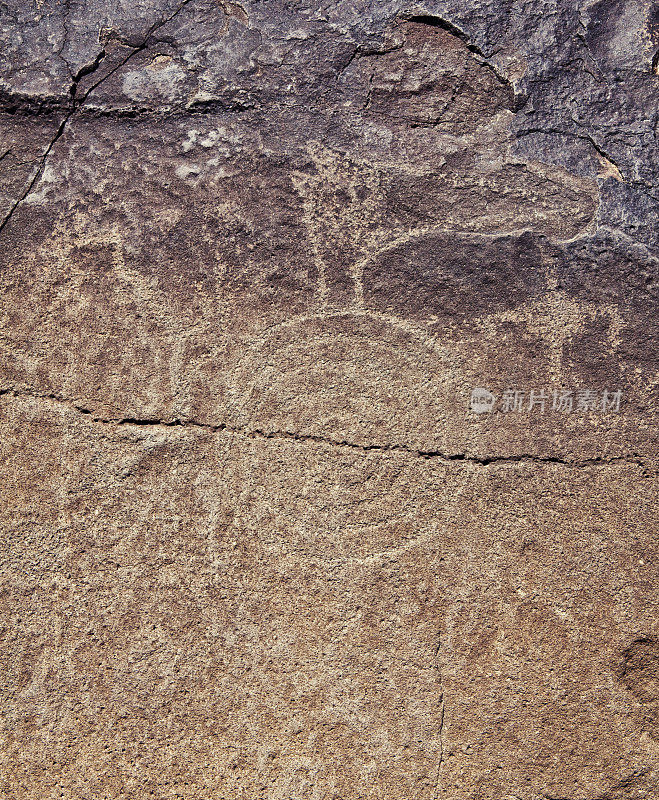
[0,1,657,798]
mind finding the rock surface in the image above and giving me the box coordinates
[0,1,657,798]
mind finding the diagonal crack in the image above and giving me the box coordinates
[433,695,445,799]
[400,12,523,106]
[432,633,445,800]
[0,49,112,236]
[0,387,652,471]
[0,0,196,237]
[0,111,76,236]
[516,127,625,181]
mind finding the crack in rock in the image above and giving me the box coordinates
[516,126,625,181]
[0,387,650,471]
[399,12,523,102]
[432,633,445,800]
[0,0,197,236]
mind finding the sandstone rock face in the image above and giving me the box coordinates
[0,2,657,798]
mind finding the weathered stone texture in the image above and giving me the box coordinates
[0,1,657,798]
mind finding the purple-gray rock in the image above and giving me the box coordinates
[1,2,657,798]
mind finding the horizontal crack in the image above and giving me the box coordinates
[0,387,651,471]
